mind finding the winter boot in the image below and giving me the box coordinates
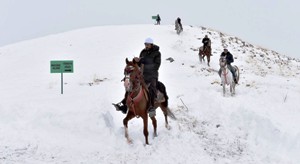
[112,103,127,114]
[148,93,156,117]
[234,78,238,84]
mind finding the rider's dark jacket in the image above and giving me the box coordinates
[221,52,234,64]
[138,44,161,83]
[202,38,210,46]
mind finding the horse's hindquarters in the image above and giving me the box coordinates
[233,65,240,83]
[156,91,165,103]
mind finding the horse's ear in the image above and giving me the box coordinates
[133,58,137,65]
[126,58,129,64]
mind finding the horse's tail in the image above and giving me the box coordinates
[157,81,169,107]
[157,81,177,120]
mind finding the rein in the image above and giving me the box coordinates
[127,86,145,117]
[222,66,229,84]
[125,65,147,118]
[220,58,229,84]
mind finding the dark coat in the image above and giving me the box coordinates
[139,45,161,83]
[156,15,161,21]
[202,38,210,46]
[221,51,234,64]
[177,18,181,25]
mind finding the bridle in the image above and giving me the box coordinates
[219,57,227,68]
[219,57,232,84]
[124,63,146,117]
[124,65,142,93]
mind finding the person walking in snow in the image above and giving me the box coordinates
[113,37,161,117]
[175,17,183,34]
[218,48,237,84]
[175,17,183,30]
[156,14,161,25]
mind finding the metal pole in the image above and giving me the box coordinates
[61,72,63,94]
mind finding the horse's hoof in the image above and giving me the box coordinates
[166,124,171,130]
[127,138,133,144]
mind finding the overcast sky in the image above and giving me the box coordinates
[1,0,299,58]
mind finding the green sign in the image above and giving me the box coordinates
[50,60,74,94]
[152,16,157,19]
[51,60,73,73]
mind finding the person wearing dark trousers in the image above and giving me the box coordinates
[114,37,161,117]
[156,14,161,25]
[202,35,211,51]
[218,48,238,84]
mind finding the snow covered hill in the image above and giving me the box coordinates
[0,25,299,164]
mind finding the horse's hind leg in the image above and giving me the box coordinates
[150,116,157,138]
[230,84,235,96]
[232,84,236,96]
[123,112,135,143]
[160,105,171,130]
[141,115,149,144]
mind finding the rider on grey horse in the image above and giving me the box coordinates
[218,48,238,84]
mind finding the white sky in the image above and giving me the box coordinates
[1,0,299,58]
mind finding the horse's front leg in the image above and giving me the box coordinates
[150,116,157,138]
[123,112,135,144]
[143,116,149,144]
[207,56,210,67]
[223,84,226,97]
[199,54,202,63]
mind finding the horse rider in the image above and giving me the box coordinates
[114,37,161,117]
[218,48,238,84]
[156,14,161,25]
[202,35,211,51]
[175,17,183,30]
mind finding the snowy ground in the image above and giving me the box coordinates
[0,25,299,164]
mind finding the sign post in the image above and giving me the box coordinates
[50,60,73,94]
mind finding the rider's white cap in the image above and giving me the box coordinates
[145,37,154,44]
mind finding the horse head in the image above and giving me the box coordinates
[124,58,142,92]
[219,56,227,68]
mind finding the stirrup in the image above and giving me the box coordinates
[148,106,155,112]
[148,106,156,117]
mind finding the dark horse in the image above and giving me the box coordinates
[122,58,175,145]
[199,46,212,66]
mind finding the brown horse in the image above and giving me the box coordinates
[199,46,212,66]
[122,58,175,145]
